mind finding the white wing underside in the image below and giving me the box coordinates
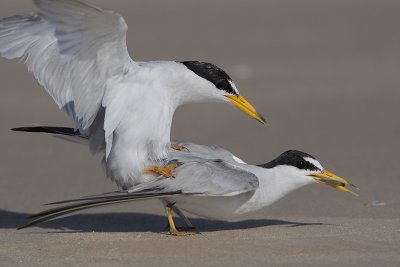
[0,0,133,156]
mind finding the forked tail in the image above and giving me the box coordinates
[19,191,184,229]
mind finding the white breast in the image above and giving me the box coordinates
[102,64,180,188]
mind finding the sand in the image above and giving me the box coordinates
[0,0,399,266]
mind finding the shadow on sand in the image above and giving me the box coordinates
[0,209,325,233]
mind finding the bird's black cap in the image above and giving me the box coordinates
[179,61,238,96]
[259,150,320,171]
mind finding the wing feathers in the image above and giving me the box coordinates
[0,1,133,133]
[19,192,183,229]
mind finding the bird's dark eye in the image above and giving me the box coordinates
[216,80,228,89]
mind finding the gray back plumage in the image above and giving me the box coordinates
[131,146,258,196]
[169,141,243,164]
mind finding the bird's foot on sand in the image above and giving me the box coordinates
[168,229,197,236]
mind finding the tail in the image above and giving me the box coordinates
[19,191,184,229]
[12,126,81,137]
[12,126,88,145]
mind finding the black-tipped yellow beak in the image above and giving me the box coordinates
[225,95,266,124]
[308,170,359,196]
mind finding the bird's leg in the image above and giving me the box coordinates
[171,205,195,230]
[165,206,194,236]
[144,163,177,178]
[161,200,195,231]
[171,143,187,151]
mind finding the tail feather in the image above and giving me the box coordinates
[19,191,183,230]
[46,190,166,205]
[12,126,82,137]
[45,190,126,205]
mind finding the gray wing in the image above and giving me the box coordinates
[20,158,259,229]
[0,0,132,132]
[130,159,259,196]
[170,142,246,164]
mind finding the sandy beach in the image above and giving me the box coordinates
[0,0,399,266]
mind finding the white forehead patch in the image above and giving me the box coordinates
[304,157,323,171]
[228,80,239,95]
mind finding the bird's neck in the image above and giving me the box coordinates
[235,165,313,215]
[136,61,223,106]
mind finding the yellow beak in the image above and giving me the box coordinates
[308,170,359,196]
[225,95,266,124]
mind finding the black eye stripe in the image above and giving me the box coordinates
[179,61,238,96]
[297,160,319,171]
[216,80,228,89]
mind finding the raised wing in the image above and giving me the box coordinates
[0,0,132,132]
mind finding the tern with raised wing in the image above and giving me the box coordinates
[0,0,265,189]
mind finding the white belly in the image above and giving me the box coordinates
[172,192,256,221]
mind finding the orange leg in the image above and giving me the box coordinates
[165,206,194,236]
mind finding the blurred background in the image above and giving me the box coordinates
[0,0,399,221]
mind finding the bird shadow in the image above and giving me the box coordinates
[0,209,326,233]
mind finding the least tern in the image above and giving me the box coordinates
[0,0,265,189]
[19,140,357,235]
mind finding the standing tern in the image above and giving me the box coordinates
[18,139,358,235]
[0,0,265,189]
